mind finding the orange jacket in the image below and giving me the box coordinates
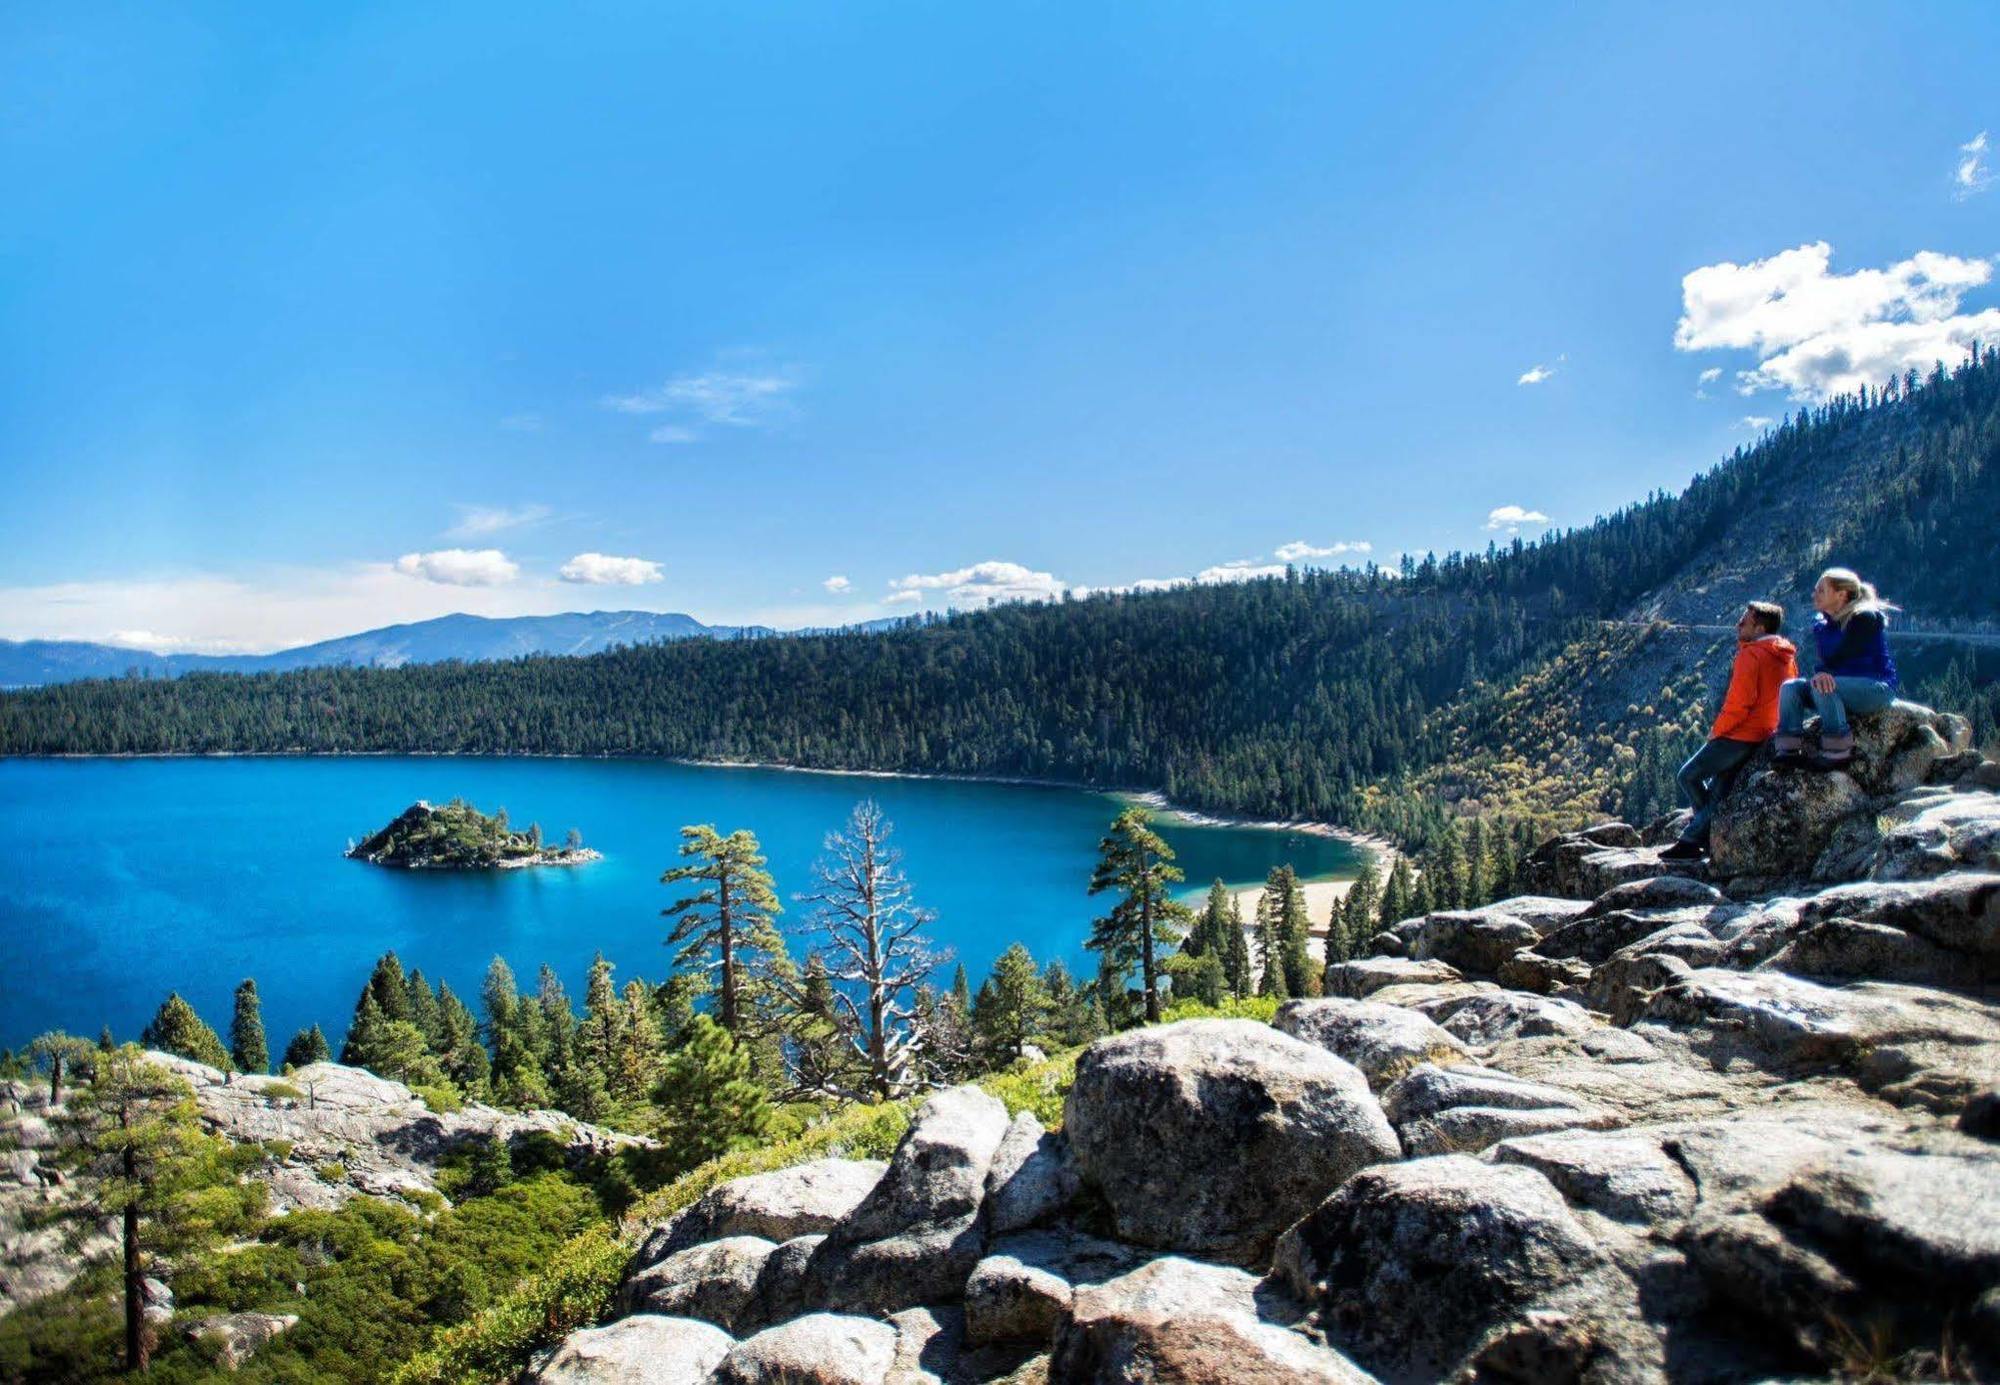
[1710,634,1798,741]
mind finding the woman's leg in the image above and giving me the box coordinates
[1775,679,1811,754]
[1815,678,1896,764]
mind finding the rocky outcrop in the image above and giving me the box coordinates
[550,764,2000,1384]
[0,1056,646,1321]
[183,1311,300,1371]
[1062,1020,1401,1265]
[529,1314,735,1384]
[1271,998,1470,1087]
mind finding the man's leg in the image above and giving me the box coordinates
[1774,679,1810,755]
[1681,739,1756,845]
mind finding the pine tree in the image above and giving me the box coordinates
[436,984,490,1097]
[951,964,972,1015]
[341,988,386,1068]
[482,957,551,1108]
[51,1048,237,1372]
[229,978,268,1074]
[25,1031,97,1104]
[1223,894,1252,998]
[1042,959,1099,1047]
[360,952,413,1024]
[281,1024,330,1070]
[1377,856,1415,931]
[1276,866,1318,997]
[662,825,786,1037]
[580,953,623,1083]
[140,993,231,1070]
[615,979,666,1104]
[654,1015,772,1171]
[1254,870,1289,1000]
[1331,861,1379,980]
[1464,819,1492,908]
[973,943,1049,1064]
[1086,808,1192,1024]
[405,968,444,1053]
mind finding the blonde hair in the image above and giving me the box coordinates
[1818,567,1900,625]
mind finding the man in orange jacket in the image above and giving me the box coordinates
[1660,601,1797,861]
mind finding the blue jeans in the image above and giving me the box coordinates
[1775,676,1896,755]
[1676,737,1758,844]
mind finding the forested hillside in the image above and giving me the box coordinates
[6,350,1997,847]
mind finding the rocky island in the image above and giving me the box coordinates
[345,798,600,869]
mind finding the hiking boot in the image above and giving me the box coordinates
[1770,750,1808,771]
[1659,840,1705,862]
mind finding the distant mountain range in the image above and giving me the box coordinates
[0,610,908,687]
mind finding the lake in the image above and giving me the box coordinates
[0,757,1363,1055]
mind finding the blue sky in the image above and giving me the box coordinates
[2,3,1996,650]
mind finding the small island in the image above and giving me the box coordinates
[345,798,600,870]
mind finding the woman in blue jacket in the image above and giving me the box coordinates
[1773,567,1899,771]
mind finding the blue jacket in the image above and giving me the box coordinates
[1811,610,1898,688]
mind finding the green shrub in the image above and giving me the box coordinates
[262,1080,305,1100]
[1160,994,1280,1024]
[413,1083,464,1114]
[316,1161,348,1183]
[263,1138,295,1161]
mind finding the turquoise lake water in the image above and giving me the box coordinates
[0,757,1362,1054]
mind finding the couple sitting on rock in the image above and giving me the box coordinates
[1660,566,1900,862]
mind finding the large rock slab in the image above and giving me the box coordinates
[1709,764,1868,880]
[982,1112,1080,1235]
[642,1158,887,1262]
[1406,908,1541,975]
[1637,969,2000,1111]
[1273,1155,1650,1382]
[1322,957,1461,998]
[1485,1129,1697,1225]
[1796,872,2000,959]
[1412,991,1595,1046]
[530,1315,735,1384]
[963,1230,1142,1346]
[1272,998,1470,1088]
[1063,1020,1401,1265]
[1836,789,2000,881]
[1381,1063,1612,1156]
[715,1313,900,1385]
[1050,1255,1372,1383]
[797,1086,1009,1315]
[616,1236,777,1329]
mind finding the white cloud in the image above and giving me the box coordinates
[884,589,922,605]
[394,549,520,586]
[889,560,1066,607]
[1485,505,1551,532]
[1738,415,1776,431]
[1194,560,1286,584]
[648,425,697,445]
[1675,241,1999,400]
[1956,131,1993,200]
[606,368,799,427]
[558,553,664,586]
[1274,539,1372,562]
[446,503,552,539]
[1517,364,1556,385]
[822,575,852,593]
[1697,367,1723,384]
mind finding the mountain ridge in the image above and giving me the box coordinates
[0,610,913,688]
